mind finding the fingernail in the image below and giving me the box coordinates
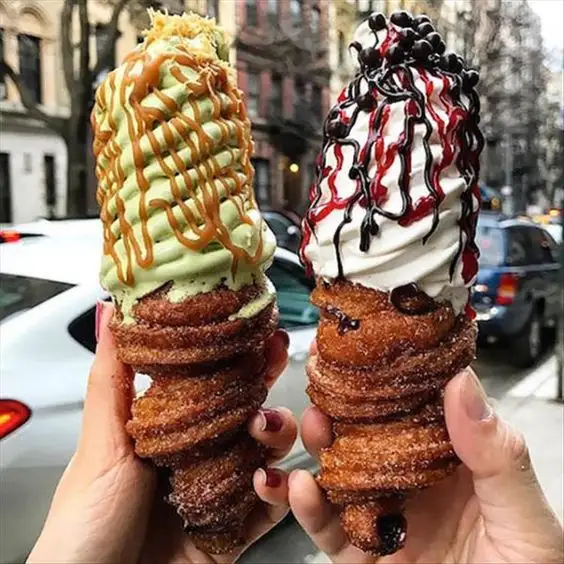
[287,470,299,488]
[276,329,290,350]
[263,468,283,488]
[259,408,284,432]
[95,300,104,343]
[462,370,493,421]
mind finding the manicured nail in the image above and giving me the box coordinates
[259,408,284,432]
[263,468,283,488]
[95,300,104,343]
[462,370,493,421]
[275,329,290,350]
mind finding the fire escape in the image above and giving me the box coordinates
[236,5,330,158]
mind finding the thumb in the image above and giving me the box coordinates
[78,300,134,457]
[445,370,561,542]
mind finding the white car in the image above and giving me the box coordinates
[0,220,317,564]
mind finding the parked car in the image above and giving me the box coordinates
[0,220,317,564]
[542,223,562,246]
[263,209,302,254]
[473,213,561,367]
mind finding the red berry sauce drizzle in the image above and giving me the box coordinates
[300,10,484,316]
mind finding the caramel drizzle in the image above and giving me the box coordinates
[92,46,263,286]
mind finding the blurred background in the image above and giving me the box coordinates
[0,1,562,563]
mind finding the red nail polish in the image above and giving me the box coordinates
[95,301,104,343]
[261,408,283,432]
[265,468,282,488]
[278,330,290,349]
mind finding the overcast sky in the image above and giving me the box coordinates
[529,0,564,68]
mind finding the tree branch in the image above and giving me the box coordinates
[61,0,76,94]
[77,0,90,89]
[92,0,131,78]
[0,59,65,137]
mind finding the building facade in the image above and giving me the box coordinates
[0,0,142,223]
[0,0,333,223]
[234,0,331,214]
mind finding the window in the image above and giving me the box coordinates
[270,73,282,119]
[207,0,220,21]
[251,158,270,206]
[338,31,346,66]
[44,155,56,218]
[290,0,302,27]
[267,259,318,329]
[0,274,72,322]
[267,0,278,26]
[0,29,6,100]
[311,84,322,120]
[506,227,530,266]
[246,0,258,27]
[95,24,116,75]
[0,152,11,223]
[18,34,42,104]
[476,225,504,266]
[68,306,97,353]
[529,227,556,264]
[247,70,259,117]
[311,5,320,36]
[294,78,305,119]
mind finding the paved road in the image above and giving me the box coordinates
[241,343,558,564]
[474,343,556,399]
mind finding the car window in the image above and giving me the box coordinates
[265,216,292,239]
[506,227,531,266]
[531,228,558,263]
[476,225,504,266]
[268,258,318,329]
[0,273,73,322]
[68,306,96,353]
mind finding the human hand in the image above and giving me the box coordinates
[28,301,297,564]
[289,348,564,563]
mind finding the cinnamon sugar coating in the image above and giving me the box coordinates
[308,280,476,555]
[114,282,278,553]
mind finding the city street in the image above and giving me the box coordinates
[241,345,564,564]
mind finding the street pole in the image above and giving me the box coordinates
[557,195,564,402]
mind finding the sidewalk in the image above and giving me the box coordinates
[501,355,563,520]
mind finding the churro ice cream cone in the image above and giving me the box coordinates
[92,11,277,553]
[300,9,484,556]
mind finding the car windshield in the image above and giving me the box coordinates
[476,225,504,266]
[0,273,73,322]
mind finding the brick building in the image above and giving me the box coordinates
[234,0,332,214]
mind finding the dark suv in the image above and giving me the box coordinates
[473,214,561,367]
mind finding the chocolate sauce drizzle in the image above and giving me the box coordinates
[301,10,484,289]
[325,305,360,334]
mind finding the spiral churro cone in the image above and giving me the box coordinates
[308,281,475,554]
[92,11,277,552]
[300,10,484,556]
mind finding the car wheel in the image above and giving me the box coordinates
[513,310,542,368]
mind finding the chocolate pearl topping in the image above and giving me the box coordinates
[390,10,413,28]
[327,119,347,139]
[368,12,387,31]
[412,14,431,27]
[417,22,434,36]
[412,39,433,60]
[357,92,376,111]
[426,32,442,49]
[399,28,417,48]
[387,45,406,65]
[359,47,382,68]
